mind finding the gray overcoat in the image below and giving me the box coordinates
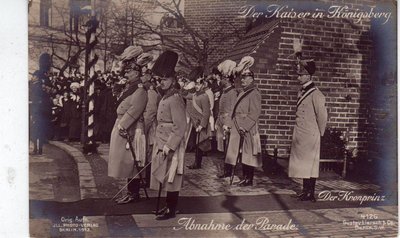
[288,87,328,178]
[108,85,148,178]
[225,85,262,167]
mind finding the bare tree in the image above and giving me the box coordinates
[130,0,242,72]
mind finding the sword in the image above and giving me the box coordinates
[230,119,244,185]
[126,133,149,199]
[110,162,152,201]
[153,151,168,216]
[230,134,244,185]
[223,129,230,160]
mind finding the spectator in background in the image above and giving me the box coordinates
[51,98,62,140]
[68,82,81,141]
[29,71,52,154]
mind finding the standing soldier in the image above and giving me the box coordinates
[150,50,187,220]
[225,67,262,186]
[108,46,148,204]
[216,72,238,178]
[138,53,160,187]
[289,57,327,202]
[184,67,211,169]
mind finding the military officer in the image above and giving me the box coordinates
[108,46,148,204]
[288,59,327,202]
[225,69,262,186]
[149,50,187,220]
[184,67,211,169]
[216,73,238,178]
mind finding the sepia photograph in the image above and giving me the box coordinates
[27,0,397,237]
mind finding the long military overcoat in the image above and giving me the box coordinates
[216,86,237,152]
[186,91,211,151]
[288,87,327,178]
[225,85,262,167]
[108,84,148,178]
[150,92,187,192]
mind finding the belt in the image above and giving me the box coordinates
[159,121,173,124]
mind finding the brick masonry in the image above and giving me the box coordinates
[184,0,396,162]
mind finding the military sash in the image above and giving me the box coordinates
[297,83,316,108]
[231,87,256,119]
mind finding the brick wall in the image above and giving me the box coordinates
[184,0,395,161]
[255,16,373,157]
[183,0,247,71]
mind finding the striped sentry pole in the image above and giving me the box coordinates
[83,0,99,154]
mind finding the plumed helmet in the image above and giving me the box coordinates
[136,53,154,67]
[296,59,316,75]
[119,46,143,62]
[233,56,254,75]
[240,69,254,78]
[217,60,237,77]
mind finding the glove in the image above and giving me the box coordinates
[222,125,230,131]
[195,125,203,132]
[118,124,128,138]
[238,127,246,136]
[162,145,171,155]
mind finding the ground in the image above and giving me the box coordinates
[29,142,398,237]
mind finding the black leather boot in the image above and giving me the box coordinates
[156,192,179,220]
[217,164,232,178]
[299,178,316,202]
[239,165,254,186]
[238,164,248,186]
[308,178,317,202]
[188,150,202,169]
[243,166,254,186]
[292,178,309,198]
[116,179,141,204]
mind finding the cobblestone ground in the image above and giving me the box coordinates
[29,142,397,238]
[95,143,381,198]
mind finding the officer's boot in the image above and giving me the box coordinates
[156,192,179,220]
[217,164,233,178]
[116,178,141,204]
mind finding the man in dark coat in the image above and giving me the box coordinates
[98,85,117,143]
[29,72,51,154]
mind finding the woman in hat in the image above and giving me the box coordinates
[225,69,262,186]
[67,82,81,141]
[149,50,187,220]
[108,46,149,204]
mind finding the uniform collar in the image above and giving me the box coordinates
[223,85,234,93]
[302,80,313,89]
[243,83,256,92]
